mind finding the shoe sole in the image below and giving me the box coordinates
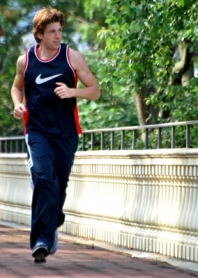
[32,246,48,263]
[34,252,46,263]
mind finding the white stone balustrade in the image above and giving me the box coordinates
[1,149,198,262]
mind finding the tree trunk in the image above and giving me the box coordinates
[133,85,159,126]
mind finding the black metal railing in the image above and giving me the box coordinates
[0,136,26,153]
[80,120,198,151]
[1,120,198,153]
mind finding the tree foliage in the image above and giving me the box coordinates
[99,0,198,125]
[1,0,198,140]
[0,0,138,136]
[0,2,24,135]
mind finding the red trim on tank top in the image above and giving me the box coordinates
[66,46,78,86]
[34,44,61,62]
[74,105,82,134]
[66,46,82,134]
[23,50,29,75]
[23,52,29,134]
[22,97,29,135]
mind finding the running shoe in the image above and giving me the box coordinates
[32,241,49,263]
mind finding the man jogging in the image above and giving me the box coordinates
[11,6,100,263]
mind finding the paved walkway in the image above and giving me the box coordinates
[1,221,198,278]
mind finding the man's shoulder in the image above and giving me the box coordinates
[69,47,82,57]
[17,45,36,67]
[68,48,84,68]
[17,53,26,68]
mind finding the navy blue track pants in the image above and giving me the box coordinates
[25,133,78,250]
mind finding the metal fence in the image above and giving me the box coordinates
[1,120,198,153]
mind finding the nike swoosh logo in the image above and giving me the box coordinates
[35,73,62,84]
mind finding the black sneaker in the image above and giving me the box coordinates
[32,242,49,263]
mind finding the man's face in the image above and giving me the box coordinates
[38,22,62,49]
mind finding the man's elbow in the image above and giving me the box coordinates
[93,86,100,100]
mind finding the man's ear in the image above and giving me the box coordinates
[37,33,43,41]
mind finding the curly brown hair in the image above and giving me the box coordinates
[32,7,65,43]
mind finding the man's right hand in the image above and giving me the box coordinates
[13,104,26,119]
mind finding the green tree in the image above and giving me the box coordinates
[99,0,198,126]
[0,0,138,136]
[0,3,25,135]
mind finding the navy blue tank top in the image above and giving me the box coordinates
[23,43,82,138]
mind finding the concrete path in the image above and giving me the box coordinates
[0,221,198,278]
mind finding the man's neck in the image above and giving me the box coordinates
[36,44,60,60]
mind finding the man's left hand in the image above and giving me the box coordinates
[54,82,74,99]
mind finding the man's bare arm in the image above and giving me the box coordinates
[11,54,26,119]
[54,49,100,100]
